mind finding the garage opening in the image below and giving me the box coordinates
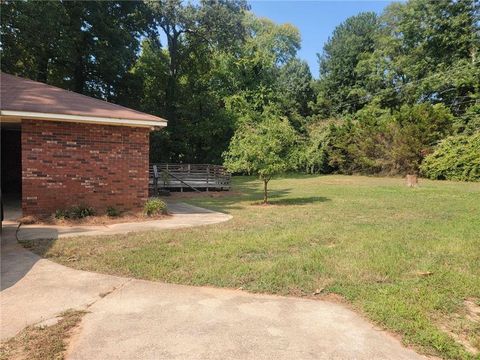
[1,122,22,220]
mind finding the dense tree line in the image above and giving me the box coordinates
[2,0,479,180]
[305,0,480,179]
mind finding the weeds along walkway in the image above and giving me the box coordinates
[14,202,233,241]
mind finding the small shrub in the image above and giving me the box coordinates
[420,132,480,181]
[54,205,95,220]
[144,198,167,216]
[68,205,95,219]
[54,209,67,220]
[106,206,121,217]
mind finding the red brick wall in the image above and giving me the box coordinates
[22,119,150,217]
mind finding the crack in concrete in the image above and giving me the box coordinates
[86,278,133,309]
[27,278,133,330]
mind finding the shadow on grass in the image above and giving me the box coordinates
[180,176,331,212]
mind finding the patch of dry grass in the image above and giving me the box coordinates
[20,212,168,227]
[0,310,86,360]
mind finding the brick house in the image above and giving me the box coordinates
[1,72,167,218]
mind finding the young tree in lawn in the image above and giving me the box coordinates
[223,108,298,204]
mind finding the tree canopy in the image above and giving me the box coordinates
[1,0,478,180]
[223,107,298,203]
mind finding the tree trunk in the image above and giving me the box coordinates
[263,179,269,204]
[64,2,86,94]
[36,52,49,83]
[166,32,179,125]
[406,174,418,187]
[73,45,86,94]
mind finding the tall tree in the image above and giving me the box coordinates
[357,0,479,113]
[147,0,248,119]
[1,1,153,100]
[314,12,380,116]
[276,58,314,122]
[1,1,71,84]
[62,1,154,99]
[146,0,249,161]
[221,14,302,119]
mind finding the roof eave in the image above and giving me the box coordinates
[0,110,167,129]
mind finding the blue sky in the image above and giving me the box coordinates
[249,1,393,77]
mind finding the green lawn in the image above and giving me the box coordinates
[26,175,480,359]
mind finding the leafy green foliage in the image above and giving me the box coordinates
[298,103,454,175]
[295,120,339,174]
[68,206,95,219]
[453,104,480,135]
[386,103,454,174]
[352,0,479,112]
[54,209,68,221]
[106,207,121,218]
[307,0,478,177]
[276,59,314,121]
[314,12,380,116]
[143,0,250,163]
[223,107,298,202]
[2,0,478,176]
[420,132,480,181]
[54,206,95,220]
[1,1,152,99]
[144,198,168,216]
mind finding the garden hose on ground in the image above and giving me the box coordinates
[15,222,22,242]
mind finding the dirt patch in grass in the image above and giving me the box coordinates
[465,298,480,323]
[437,298,480,357]
[439,323,479,356]
[0,310,86,360]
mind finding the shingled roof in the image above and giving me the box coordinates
[0,72,167,127]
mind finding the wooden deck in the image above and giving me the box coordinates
[149,163,231,192]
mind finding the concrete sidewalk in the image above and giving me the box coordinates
[1,225,126,337]
[1,203,425,359]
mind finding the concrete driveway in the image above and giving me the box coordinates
[1,204,425,359]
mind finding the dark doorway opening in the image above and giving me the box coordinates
[1,123,22,219]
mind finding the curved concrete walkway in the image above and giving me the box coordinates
[1,203,425,359]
